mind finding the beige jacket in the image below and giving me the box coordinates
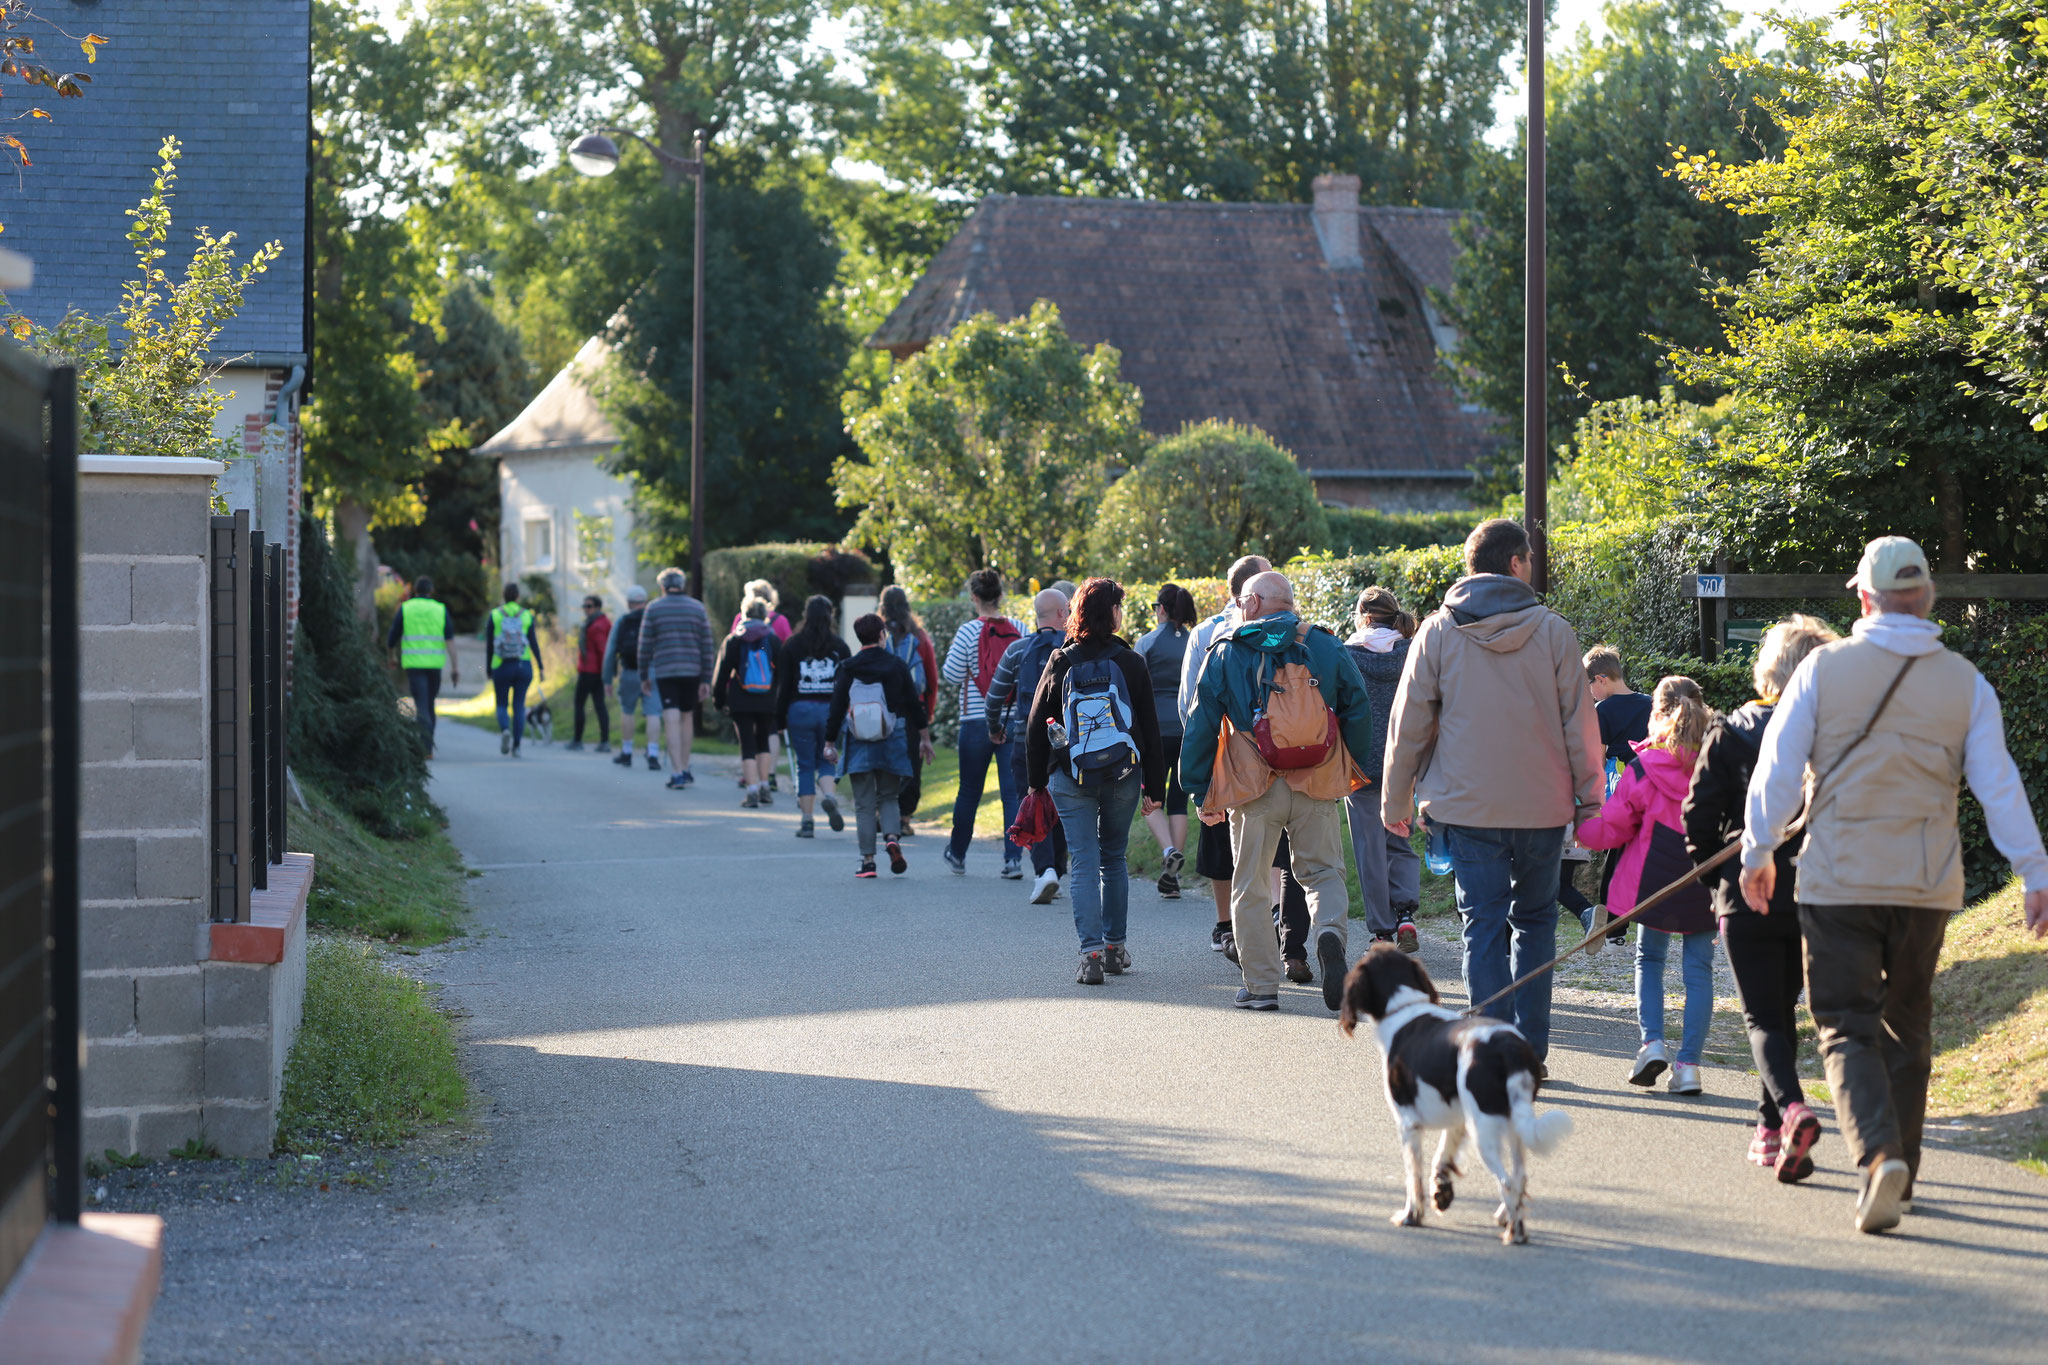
[1379,574,1604,830]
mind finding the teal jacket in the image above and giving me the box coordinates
[1180,610,1376,804]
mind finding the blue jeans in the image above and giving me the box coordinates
[947,717,1019,865]
[785,700,834,797]
[1637,928,1716,1065]
[1049,767,1140,954]
[1445,824,1567,1059]
[492,659,534,742]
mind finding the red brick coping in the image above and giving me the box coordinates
[208,852,314,963]
[0,1212,163,1364]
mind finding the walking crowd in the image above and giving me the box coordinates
[391,524,2048,1238]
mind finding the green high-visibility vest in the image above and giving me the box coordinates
[488,603,535,665]
[399,597,449,670]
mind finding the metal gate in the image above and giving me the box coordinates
[0,348,78,1295]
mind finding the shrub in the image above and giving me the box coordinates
[1949,615,2048,900]
[291,513,434,838]
[376,546,492,633]
[1087,420,1329,581]
[1285,547,1466,634]
[703,541,874,631]
[517,571,558,626]
[1323,508,1476,555]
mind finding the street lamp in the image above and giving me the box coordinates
[1524,0,1548,592]
[570,127,710,601]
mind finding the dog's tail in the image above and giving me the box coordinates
[1510,1072,1573,1156]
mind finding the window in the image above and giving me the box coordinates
[523,514,554,571]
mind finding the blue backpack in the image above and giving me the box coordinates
[1007,630,1060,731]
[741,633,776,693]
[1060,652,1139,786]
[887,630,926,693]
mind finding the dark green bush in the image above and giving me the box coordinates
[291,513,435,838]
[704,542,875,630]
[1323,508,1477,555]
[377,546,492,633]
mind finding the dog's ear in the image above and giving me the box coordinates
[1408,954,1441,1005]
[1338,957,1379,1037]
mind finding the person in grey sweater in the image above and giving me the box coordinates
[636,567,716,789]
[1343,587,1423,951]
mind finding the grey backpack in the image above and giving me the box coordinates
[847,678,895,743]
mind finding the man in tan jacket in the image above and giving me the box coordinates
[1381,519,1605,1063]
[1741,536,2048,1235]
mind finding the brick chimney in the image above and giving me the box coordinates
[1312,173,1363,270]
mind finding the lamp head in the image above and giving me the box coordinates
[568,132,621,177]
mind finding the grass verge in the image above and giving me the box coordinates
[438,671,738,754]
[1928,880,2048,1120]
[292,778,470,943]
[277,936,467,1152]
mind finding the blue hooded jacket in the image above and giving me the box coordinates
[1179,610,1375,803]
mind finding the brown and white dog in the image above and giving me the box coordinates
[1338,945,1572,1245]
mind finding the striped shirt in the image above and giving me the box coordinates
[941,616,1025,724]
[634,591,715,681]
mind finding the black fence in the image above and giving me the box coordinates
[0,349,78,1299]
[209,514,289,922]
[1685,572,2048,661]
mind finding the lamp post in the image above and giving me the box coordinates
[1523,0,1548,592]
[569,128,710,600]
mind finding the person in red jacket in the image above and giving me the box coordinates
[571,595,613,752]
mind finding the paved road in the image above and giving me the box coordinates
[142,719,2048,1362]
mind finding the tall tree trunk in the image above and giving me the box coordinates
[1934,465,1966,572]
[334,499,379,623]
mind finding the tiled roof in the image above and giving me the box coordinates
[477,335,619,454]
[869,194,1495,478]
[0,2,309,361]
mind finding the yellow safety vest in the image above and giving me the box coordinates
[489,604,535,666]
[399,597,449,670]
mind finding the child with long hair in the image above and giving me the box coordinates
[1576,677,1721,1096]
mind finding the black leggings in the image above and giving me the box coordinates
[733,712,775,761]
[573,673,609,745]
[1722,911,1808,1128]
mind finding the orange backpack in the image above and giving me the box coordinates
[1250,625,1338,770]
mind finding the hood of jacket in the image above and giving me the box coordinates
[1343,631,1410,684]
[1440,574,1548,653]
[737,619,774,646]
[1627,742,1701,803]
[1229,611,1305,654]
[843,644,901,683]
[1852,612,1945,657]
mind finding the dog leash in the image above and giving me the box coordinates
[1459,652,1921,1019]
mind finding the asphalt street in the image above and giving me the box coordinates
[137,718,2048,1362]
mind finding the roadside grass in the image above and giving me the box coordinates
[1927,880,2048,1122]
[277,936,467,1153]
[439,667,737,755]
[292,779,470,943]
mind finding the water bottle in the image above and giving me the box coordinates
[1421,812,1453,876]
[1047,715,1069,749]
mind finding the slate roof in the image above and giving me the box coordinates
[869,195,1494,479]
[477,336,620,455]
[0,1,309,362]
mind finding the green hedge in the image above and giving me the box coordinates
[1323,507,1476,555]
[703,542,875,631]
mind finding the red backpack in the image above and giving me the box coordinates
[974,618,1021,694]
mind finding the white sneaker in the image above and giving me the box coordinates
[1629,1041,1670,1087]
[1030,868,1060,904]
[1668,1061,1703,1095]
[1856,1157,1911,1234]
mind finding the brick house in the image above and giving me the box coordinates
[869,174,1495,510]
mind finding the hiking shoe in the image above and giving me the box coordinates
[566,741,585,752]
[769,773,780,793]
[500,729,512,755]
[511,743,523,758]
[614,750,634,767]
[1284,957,1312,984]
[741,790,761,808]
[943,848,966,875]
[759,788,775,805]
[665,774,688,790]
[1233,988,1278,1011]
[1855,1157,1911,1233]
[595,744,611,754]
[1000,859,1024,881]
[677,769,695,788]
[1222,932,1238,964]
[646,752,661,770]
[1161,846,1185,878]
[795,820,815,839]
[1077,952,1105,986]
[887,839,907,875]
[1317,931,1347,1012]
[1031,868,1060,904]
[1748,1124,1782,1168]
[1779,1103,1822,1185]
[820,793,845,832]
[1669,1062,1703,1095]
[1158,847,1184,897]
[1395,921,1419,954]
[1103,944,1131,975]
[1211,922,1230,952]
[1629,1041,1670,1087]
[1156,870,1180,898]
[855,859,877,879]
[897,821,916,838]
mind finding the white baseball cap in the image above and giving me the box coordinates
[626,584,649,603]
[1848,536,1931,592]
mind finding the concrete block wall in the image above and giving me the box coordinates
[78,455,304,1160]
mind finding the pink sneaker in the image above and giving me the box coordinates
[1748,1123,1782,1168]
[1778,1102,1821,1184]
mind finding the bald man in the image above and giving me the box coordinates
[986,587,1074,900]
[1181,570,1376,1011]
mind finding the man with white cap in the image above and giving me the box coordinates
[1741,535,2048,1235]
[602,584,663,770]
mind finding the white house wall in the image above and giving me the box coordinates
[496,444,642,615]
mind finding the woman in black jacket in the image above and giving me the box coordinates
[711,601,784,809]
[1682,614,1838,1183]
[1024,578,1166,986]
[774,595,851,838]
